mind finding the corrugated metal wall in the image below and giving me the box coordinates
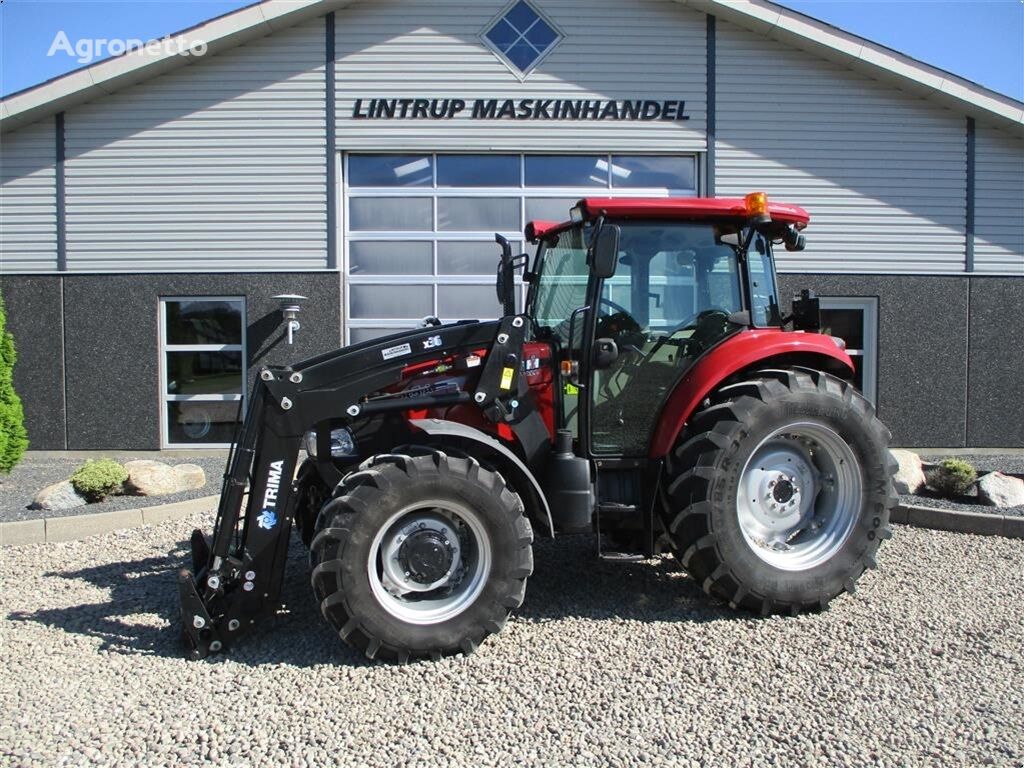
[333,0,707,151]
[974,124,1024,275]
[715,22,968,275]
[0,119,58,272]
[63,20,328,273]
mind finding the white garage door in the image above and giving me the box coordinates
[343,153,698,343]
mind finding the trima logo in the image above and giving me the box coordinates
[256,460,284,530]
[47,31,208,64]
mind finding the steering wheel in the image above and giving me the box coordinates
[598,296,630,317]
[642,308,733,363]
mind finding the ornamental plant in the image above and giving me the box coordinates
[71,459,129,503]
[0,291,28,473]
[928,458,977,498]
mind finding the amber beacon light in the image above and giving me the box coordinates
[744,191,771,223]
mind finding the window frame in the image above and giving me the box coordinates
[819,296,878,405]
[342,152,699,344]
[479,0,564,80]
[159,296,247,449]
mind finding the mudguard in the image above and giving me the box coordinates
[648,329,855,458]
[409,418,555,537]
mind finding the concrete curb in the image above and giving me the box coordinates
[0,495,220,546]
[2,497,1021,546]
[892,503,1024,539]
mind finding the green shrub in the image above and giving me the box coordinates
[71,459,129,502]
[928,458,977,498]
[0,291,28,473]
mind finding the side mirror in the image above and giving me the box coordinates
[590,224,620,279]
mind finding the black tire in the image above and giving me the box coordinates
[294,459,330,547]
[309,448,533,662]
[661,368,897,615]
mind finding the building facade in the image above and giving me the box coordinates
[1,0,1022,449]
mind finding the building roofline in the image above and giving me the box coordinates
[0,0,354,133]
[1,0,1022,135]
[682,0,1024,135]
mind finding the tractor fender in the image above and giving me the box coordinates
[648,329,855,459]
[409,418,555,538]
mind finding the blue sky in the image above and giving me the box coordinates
[1,0,1022,100]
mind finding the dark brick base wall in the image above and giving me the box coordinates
[2,272,341,450]
[3,271,1020,449]
[965,278,1024,447]
[780,273,1023,449]
[1,276,66,450]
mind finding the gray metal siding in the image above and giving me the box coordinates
[334,0,708,152]
[974,125,1024,275]
[63,21,327,273]
[0,120,58,273]
[715,22,968,274]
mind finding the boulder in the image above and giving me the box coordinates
[977,472,1024,508]
[124,460,207,497]
[29,480,87,511]
[890,449,926,495]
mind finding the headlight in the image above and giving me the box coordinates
[303,428,358,458]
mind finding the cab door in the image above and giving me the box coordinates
[584,221,745,457]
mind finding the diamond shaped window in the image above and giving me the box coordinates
[483,1,562,76]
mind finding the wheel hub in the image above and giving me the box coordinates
[379,513,463,595]
[399,530,455,584]
[736,422,863,571]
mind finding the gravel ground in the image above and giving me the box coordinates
[903,453,1024,518]
[1,516,1021,767]
[0,455,227,523]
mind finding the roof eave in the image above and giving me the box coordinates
[681,0,1024,137]
[0,0,351,133]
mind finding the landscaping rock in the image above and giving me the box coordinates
[977,472,1024,508]
[890,449,926,495]
[123,461,207,497]
[28,480,87,511]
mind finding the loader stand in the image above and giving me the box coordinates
[177,374,303,660]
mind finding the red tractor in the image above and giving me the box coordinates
[179,193,896,662]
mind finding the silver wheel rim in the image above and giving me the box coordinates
[367,500,492,625]
[736,421,863,571]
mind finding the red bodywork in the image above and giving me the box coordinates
[648,329,854,458]
[401,196,848,463]
[526,197,810,242]
[400,341,557,447]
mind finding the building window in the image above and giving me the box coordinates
[482,0,562,77]
[160,297,246,447]
[343,153,699,344]
[819,297,878,404]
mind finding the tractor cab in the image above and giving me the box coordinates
[518,194,817,459]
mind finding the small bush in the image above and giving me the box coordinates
[70,459,129,502]
[0,291,29,473]
[928,458,977,498]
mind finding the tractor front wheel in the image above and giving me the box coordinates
[310,449,533,662]
[662,368,896,615]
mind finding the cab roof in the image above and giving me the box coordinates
[525,197,811,242]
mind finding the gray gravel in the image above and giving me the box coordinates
[904,453,1024,517]
[1,516,1022,767]
[0,454,226,523]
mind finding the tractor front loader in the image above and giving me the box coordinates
[180,193,897,662]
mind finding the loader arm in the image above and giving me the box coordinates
[179,316,544,659]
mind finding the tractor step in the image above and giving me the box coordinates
[599,551,646,563]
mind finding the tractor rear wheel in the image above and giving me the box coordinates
[310,448,533,662]
[661,368,896,615]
